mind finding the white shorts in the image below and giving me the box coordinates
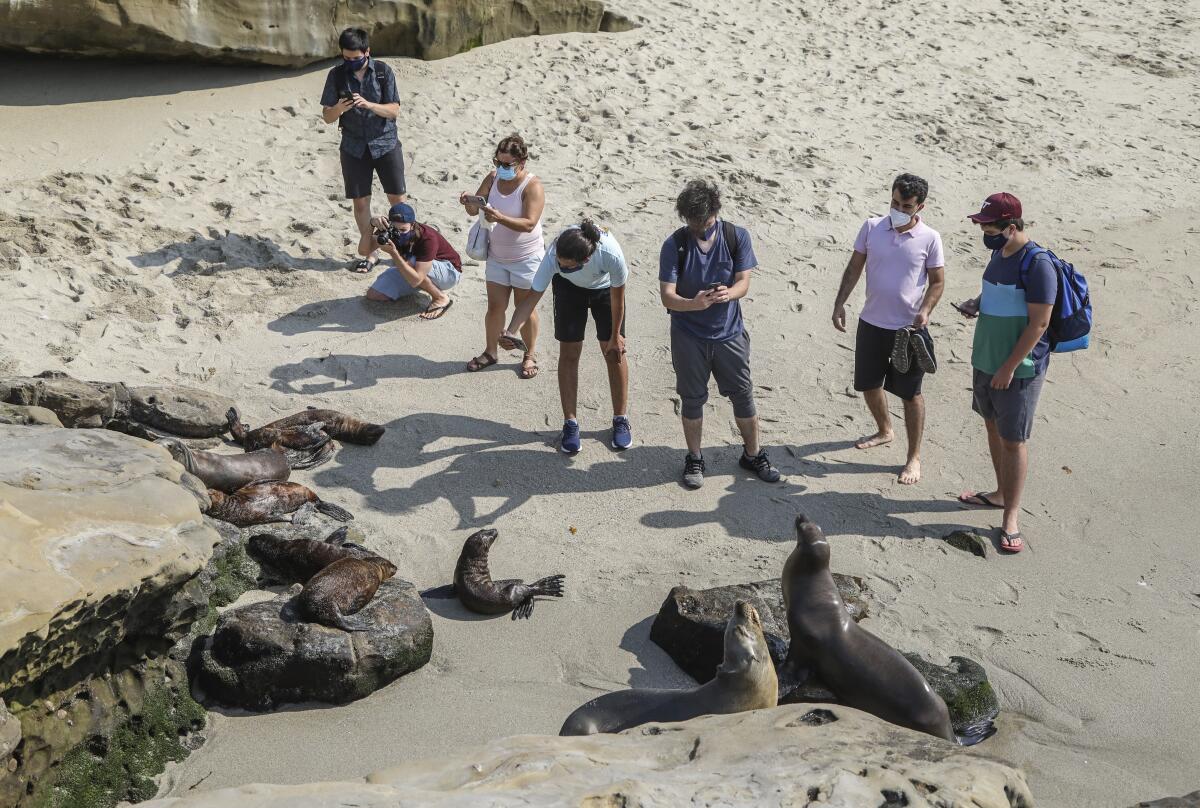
[484,255,542,290]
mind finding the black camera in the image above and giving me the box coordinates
[375,225,403,246]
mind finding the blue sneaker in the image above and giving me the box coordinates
[560,419,581,454]
[611,416,633,450]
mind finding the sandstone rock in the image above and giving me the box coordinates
[0,698,19,765]
[128,386,236,438]
[941,529,991,558]
[0,0,622,68]
[0,372,127,427]
[650,579,998,735]
[137,704,1034,807]
[0,425,222,696]
[1130,792,1200,807]
[0,402,62,427]
[196,578,433,710]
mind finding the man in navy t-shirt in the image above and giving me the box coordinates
[658,180,781,489]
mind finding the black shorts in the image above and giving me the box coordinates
[552,274,625,342]
[854,319,926,401]
[340,144,406,199]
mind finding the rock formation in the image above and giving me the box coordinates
[137,704,1034,807]
[0,0,637,68]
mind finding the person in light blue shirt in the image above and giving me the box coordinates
[500,219,631,453]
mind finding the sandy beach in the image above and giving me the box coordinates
[2,0,1199,804]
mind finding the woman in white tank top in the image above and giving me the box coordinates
[459,134,546,379]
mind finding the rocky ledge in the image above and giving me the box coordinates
[138,704,1034,807]
[0,0,639,68]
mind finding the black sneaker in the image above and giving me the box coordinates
[682,453,706,489]
[890,327,912,373]
[740,449,781,483]
[910,328,937,374]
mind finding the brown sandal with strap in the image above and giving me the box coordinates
[519,353,539,379]
[466,352,497,372]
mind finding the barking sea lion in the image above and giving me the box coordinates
[453,528,565,620]
[299,554,398,632]
[225,407,335,470]
[248,527,386,584]
[206,481,353,527]
[560,601,778,735]
[157,437,290,493]
[783,514,955,741]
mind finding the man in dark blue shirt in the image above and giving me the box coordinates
[321,27,404,273]
[659,180,781,489]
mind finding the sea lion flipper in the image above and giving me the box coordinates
[512,599,535,620]
[324,526,350,544]
[529,574,566,598]
[334,613,371,632]
[315,501,354,522]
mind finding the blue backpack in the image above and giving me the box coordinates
[1019,246,1092,353]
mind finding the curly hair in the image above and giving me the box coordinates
[675,179,722,222]
[495,134,530,162]
[891,173,929,204]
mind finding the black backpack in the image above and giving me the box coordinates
[672,221,739,279]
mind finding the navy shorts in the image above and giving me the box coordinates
[340,144,406,199]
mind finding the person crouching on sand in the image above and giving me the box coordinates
[460,134,546,379]
[499,219,632,453]
[364,203,461,319]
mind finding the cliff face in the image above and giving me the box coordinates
[0,0,615,67]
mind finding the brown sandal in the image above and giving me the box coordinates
[466,352,497,372]
[519,353,539,379]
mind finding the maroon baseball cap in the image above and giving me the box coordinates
[968,192,1022,223]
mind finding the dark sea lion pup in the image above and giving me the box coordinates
[248,526,386,583]
[299,554,398,632]
[560,601,778,735]
[225,407,335,470]
[157,437,290,493]
[453,528,564,620]
[251,407,385,446]
[783,514,956,741]
[206,481,354,527]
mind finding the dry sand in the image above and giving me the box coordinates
[1,0,1198,805]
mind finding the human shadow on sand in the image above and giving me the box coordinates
[783,440,902,477]
[268,292,447,338]
[270,351,466,394]
[131,232,340,274]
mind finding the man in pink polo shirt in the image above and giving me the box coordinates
[832,173,946,484]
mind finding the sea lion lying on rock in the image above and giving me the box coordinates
[783,514,956,741]
[157,437,290,492]
[242,407,386,445]
[453,528,564,620]
[207,481,353,527]
[248,527,385,583]
[226,407,335,469]
[560,601,778,735]
[299,554,398,632]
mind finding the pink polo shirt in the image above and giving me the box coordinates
[853,215,945,330]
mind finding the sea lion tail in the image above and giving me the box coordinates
[287,441,336,470]
[316,501,354,522]
[334,613,372,632]
[529,574,566,598]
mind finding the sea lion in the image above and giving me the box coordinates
[248,527,387,583]
[241,407,385,446]
[206,481,353,527]
[157,437,290,493]
[453,528,565,620]
[783,514,956,741]
[560,601,778,735]
[225,407,335,470]
[298,554,398,632]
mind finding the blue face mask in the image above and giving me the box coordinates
[344,55,368,71]
[983,231,1009,250]
[495,164,518,181]
[392,228,416,246]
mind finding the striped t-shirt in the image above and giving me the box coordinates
[971,242,1057,378]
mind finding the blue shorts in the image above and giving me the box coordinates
[369,259,459,300]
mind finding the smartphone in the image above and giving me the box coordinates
[338,90,355,103]
[463,195,487,207]
[705,282,723,292]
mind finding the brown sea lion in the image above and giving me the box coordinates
[157,437,290,493]
[248,527,387,583]
[783,514,956,741]
[244,407,385,446]
[225,407,335,470]
[453,528,564,620]
[298,555,398,632]
[206,481,353,527]
[560,601,778,735]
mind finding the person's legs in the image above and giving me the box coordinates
[365,266,415,301]
[600,342,629,417]
[854,320,896,449]
[858,388,894,449]
[375,145,407,204]
[734,415,760,457]
[352,196,376,259]
[671,328,712,487]
[998,436,1028,536]
[512,270,541,379]
[714,331,779,482]
[475,280,511,364]
[899,394,924,485]
[558,341,583,420]
[416,261,455,316]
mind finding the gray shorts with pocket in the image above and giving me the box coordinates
[972,368,1045,442]
[670,327,756,419]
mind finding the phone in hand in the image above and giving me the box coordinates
[705,282,722,292]
[338,90,355,104]
[463,195,487,207]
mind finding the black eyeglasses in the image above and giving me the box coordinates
[493,158,521,168]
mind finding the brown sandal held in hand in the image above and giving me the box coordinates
[466,352,497,372]
[520,353,539,379]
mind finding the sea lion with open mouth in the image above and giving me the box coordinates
[206,481,353,527]
[783,514,955,741]
[560,600,778,735]
[157,437,290,493]
[298,554,398,632]
[452,528,564,620]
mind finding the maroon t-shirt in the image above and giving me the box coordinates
[407,224,462,271]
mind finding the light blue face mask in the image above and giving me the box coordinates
[495,164,518,181]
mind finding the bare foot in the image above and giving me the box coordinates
[855,431,894,449]
[898,458,921,485]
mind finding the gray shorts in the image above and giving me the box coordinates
[670,328,756,419]
[972,368,1045,442]
[369,259,460,301]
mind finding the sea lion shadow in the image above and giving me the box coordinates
[267,296,436,338]
[270,352,467,393]
[418,586,512,622]
[131,233,341,275]
[618,616,698,690]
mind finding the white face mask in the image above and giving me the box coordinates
[889,208,913,228]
